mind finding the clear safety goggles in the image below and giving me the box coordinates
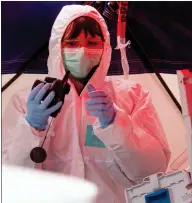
[61,39,104,49]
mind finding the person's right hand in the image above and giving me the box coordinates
[25,83,62,130]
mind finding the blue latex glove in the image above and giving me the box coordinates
[25,83,62,130]
[86,84,116,128]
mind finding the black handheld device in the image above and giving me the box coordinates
[31,71,70,117]
[30,71,71,163]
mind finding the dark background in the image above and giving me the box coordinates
[2,1,192,75]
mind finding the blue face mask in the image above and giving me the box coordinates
[62,47,103,79]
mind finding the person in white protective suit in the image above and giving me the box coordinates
[2,5,171,203]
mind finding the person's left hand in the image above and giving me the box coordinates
[86,84,116,128]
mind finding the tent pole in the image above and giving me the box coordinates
[127,26,182,112]
[1,42,48,93]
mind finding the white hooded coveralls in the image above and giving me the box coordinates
[2,5,171,203]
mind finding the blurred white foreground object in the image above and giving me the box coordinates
[2,164,98,203]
